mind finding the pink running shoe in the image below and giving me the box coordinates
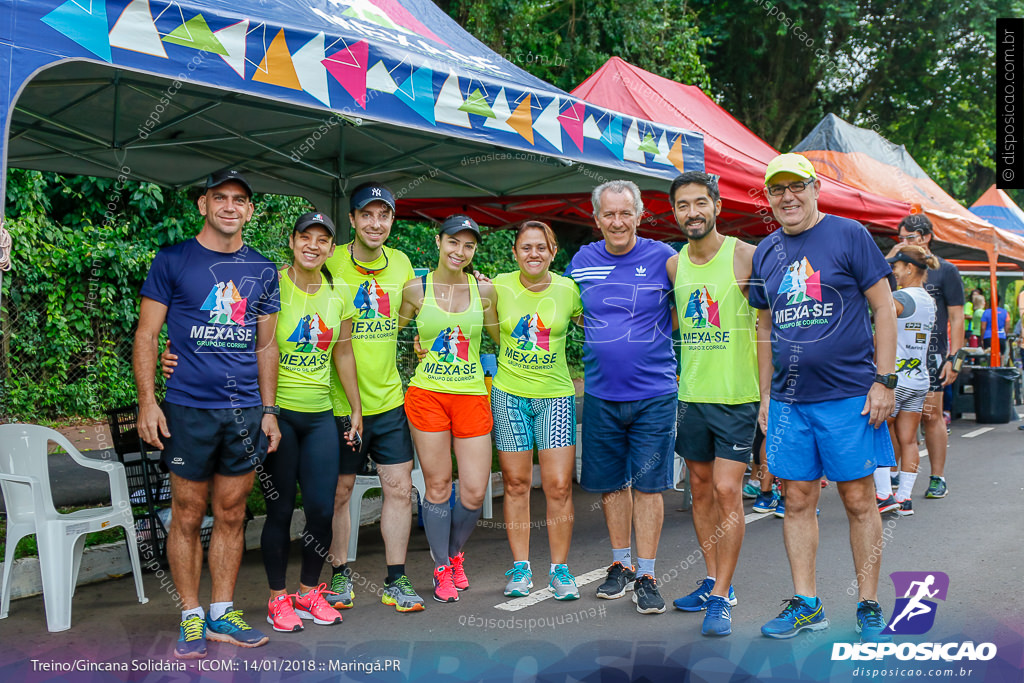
[294,584,342,625]
[433,565,459,603]
[449,552,469,590]
[266,594,303,632]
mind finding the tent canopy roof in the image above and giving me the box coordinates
[970,185,1024,237]
[794,114,1024,262]
[1,0,704,230]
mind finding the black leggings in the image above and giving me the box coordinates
[261,407,339,590]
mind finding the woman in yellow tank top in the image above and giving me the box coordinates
[398,215,499,603]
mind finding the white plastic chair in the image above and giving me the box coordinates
[0,424,148,632]
[347,453,493,561]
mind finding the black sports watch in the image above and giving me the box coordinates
[874,373,898,390]
[262,405,281,416]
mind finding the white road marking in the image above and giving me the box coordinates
[962,427,994,438]
[744,511,777,524]
[494,568,607,611]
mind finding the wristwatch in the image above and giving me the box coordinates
[874,373,898,389]
[262,405,281,416]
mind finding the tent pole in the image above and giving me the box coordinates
[990,249,1001,366]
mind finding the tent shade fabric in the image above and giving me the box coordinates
[970,185,1024,236]
[793,114,1024,262]
[0,0,704,220]
[566,57,912,238]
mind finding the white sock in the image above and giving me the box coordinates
[872,467,892,497]
[181,606,204,622]
[896,471,918,501]
[209,602,232,621]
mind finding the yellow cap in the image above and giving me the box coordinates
[764,153,817,184]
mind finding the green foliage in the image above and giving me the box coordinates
[444,0,710,92]
[1,170,308,420]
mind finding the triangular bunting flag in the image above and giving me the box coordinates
[638,132,660,155]
[365,59,397,95]
[558,102,585,151]
[435,71,471,128]
[623,120,645,163]
[507,94,534,144]
[109,0,166,57]
[42,0,112,62]
[325,41,370,107]
[253,29,302,91]
[650,132,673,166]
[483,87,516,133]
[459,88,494,118]
[667,134,687,173]
[293,32,330,106]
[394,67,436,124]
[213,19,248,78]
[582,115,603,140]
[600,116,624,160]
[162,14,228,55]
[533,97,562,152]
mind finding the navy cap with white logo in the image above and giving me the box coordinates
[438,214,481,240]
[205,169,253,197]
[294,211,336,238]
[350,183,396,214]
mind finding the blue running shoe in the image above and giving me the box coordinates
[774,496,786,518]
[925,476,947,499]
[761,596,829,639]
[856,600,892,643]
[752,490,779,513]
[549,564,580,601]
[701,595,732,636]
[742,482,760,499]
[672,577,737,611]
[206,610,269,648]
[174,615,207,660]
[890,472,900,491]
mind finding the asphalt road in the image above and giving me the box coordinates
[1,418,1022,682]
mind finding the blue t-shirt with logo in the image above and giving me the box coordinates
[140,238,281,409]
[566,237,677,401]
[749,215,891,403]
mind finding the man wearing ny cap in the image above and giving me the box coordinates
[322,182,425,612]
[749,153,898,644]
[134,169,279,658]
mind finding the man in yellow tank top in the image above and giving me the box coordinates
[665,172,765,638]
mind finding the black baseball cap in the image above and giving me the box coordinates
[294,211,336,237]
[350,183,396,213]
[205,169,253,197]
[438,214,481,239]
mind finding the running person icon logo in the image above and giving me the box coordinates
[430,326,470,363]
[883,571,949,636]
[684,287,720,329]
[511,313,550,351]
[354,279,391,319]
[200,280,247,325]
[778,257,822,305]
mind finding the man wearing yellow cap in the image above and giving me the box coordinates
[748,154,898,644]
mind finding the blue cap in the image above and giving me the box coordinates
[350,184,396,213]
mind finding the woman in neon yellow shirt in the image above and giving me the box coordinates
[491,221,583,601]
[398,215,499,604]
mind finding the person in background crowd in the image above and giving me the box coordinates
[872,243,938,517]
[896,214,963,500]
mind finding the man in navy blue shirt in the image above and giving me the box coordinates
[134,170,280,659]
[749,154,898,644]
[567,180,677,615]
